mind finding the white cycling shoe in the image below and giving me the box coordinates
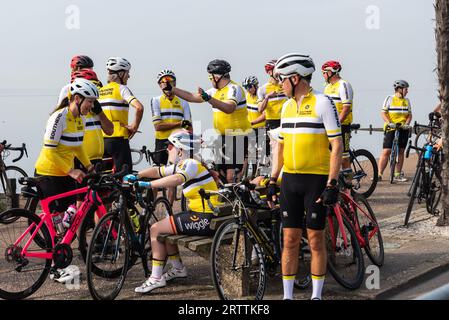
[163,266,188,281]
[135,276,166,294]
[50,265,81,284]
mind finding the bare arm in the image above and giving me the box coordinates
[154,121,182,132]
[405,113,412,125]
[251,113,266,126]
[258,92,276,113]
[150,174,185,189]
[207,97,236,114]
[126,99,144,139]
[381,111,391,123]
[270,141,284,179]
[137,166,162,179]
[98,112,114,136]
[328,137,343,181]
[173,87,204,103]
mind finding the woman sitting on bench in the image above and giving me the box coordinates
[123,129,221,294]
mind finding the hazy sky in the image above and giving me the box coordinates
[0,0,439,173]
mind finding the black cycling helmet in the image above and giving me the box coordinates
[207,59,231,75]
[393,80,409,90]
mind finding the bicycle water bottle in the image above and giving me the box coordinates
[53,213,65,235]
[62,204,77,229]
[424,145,433,160]
[129,210,140,232]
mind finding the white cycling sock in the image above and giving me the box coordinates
[282,275,295,300]
[311,274,325,300]
[168,252,183,270]
[151,259,165,279]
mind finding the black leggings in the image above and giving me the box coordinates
[104,137,133,173]
[34,174,76,213]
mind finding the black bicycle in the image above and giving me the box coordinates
[85,176,172,300]
[404,140,443,226]
[348,125,378,198]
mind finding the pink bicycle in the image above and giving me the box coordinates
[0,169,125,300]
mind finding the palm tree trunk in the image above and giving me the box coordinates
[436,0,449,226]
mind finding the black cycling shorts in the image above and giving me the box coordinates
[341,125,351,158]
[104,137,132,173]
[34,174,76,213]
[216,135,248,172]
[383,129,409,149]
[280,173,328,230]
[170,211,215,236]
[153,139,169,166]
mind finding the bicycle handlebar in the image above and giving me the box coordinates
[1,141,28,162]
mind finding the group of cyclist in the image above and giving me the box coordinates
[1,50,419,300]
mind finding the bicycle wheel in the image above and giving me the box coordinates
[86,210,130,300]
[352,194,384,266]
[404,168,422,226]
[326,211,365,290]
[211,219,266,300]
[428,171,442,216]
[0,166,28,223]
[0,208,52,300]
[78,205,98,262]
[350,149,378,198]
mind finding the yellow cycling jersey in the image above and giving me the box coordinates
[83,113,104,160]
[257,82,287,121]
[206,81,252,136]
[99,82,136,139]
[279,89,342,175]
[324,79,354,125]
[381,95,412,131]
[35,107,91,176]
[246,92,265,129]
[159,158,220,213]
[151,95,192,140]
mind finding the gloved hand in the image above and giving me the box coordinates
[91,100,103,115]
[387,122,396,130]
[267,182,279,203]
[319,186,339,206]
[199,88,211,102]
[181,120,192,129]
[123,174,138,183]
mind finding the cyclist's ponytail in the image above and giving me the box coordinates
[51,97,70,114]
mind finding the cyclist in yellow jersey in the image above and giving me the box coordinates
[123,130,220,294]
[172,59,252,183]
[269,53,343,301]
[243,76,266,176]
[57,55,94,105]
[322,60,354,170]
[377,80,412,182]
[99,57,144,173]
[35,79,98,213]
[151,69,192,166]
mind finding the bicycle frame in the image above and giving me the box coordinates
[15,186,108,260]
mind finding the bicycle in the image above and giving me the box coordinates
[348,124,378,198]
[202,180,311,300]
[404,141,443,226]
[0,141,32,221]
[86,179,172,300]
[413,112,442,148]
[0,167,128,300]
[386,123,411,184]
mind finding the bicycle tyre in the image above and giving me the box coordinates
[210,219,266,300]
[0,208,52,300]
[428,171,442,216]
[350,149,378,198]
[404,168,422,226]
[0,166,28,223]
[78,205,98,262]
[352,194,384,266]
[389,147,396,184]
[326,212,365,290]
[86,210,130,300]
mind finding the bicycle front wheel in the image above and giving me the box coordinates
[86,210,130,300]
[389,148,397,184]
[0,166,28,223]
[0,208,52,300]
[350,149,378,198]
[404,168,422,226]
[211,219,266,300]
[353,194,384,266]
[326,211,365,290]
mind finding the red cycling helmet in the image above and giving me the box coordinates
[264,59,277,73]
[321,60,342,73]
[70,55,94,70]
[71,69,99,83]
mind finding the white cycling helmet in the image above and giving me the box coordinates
[157,69,176,83]
[274,53,315,78]
[168,130,201,152]
[69,78,99,99]
[107,57,131,72]
[242,76,259,89]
